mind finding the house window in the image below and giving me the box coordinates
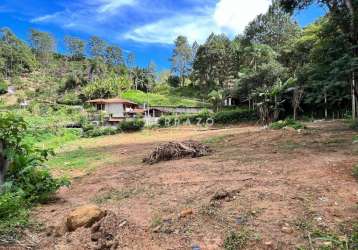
[96,104,105,111]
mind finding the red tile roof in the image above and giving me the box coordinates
[87,98,137,105]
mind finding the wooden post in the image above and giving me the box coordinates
[0,141,9,187]
[353,72,356,120]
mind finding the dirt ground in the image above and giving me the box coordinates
[29,121,358,249]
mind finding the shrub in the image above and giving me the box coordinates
[0,191,29,235]
[58,92,82,105]
[353,165,358,180]
[0,112,70,236]
[0,80,7,95]
[159,109,257,127]
[213,109,257,124]
[82,126,118,138]
[349,119,358,130]
[223,230,249,250]
[270,118,304,130]
[118,119,145,132]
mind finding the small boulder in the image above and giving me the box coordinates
[179,208,193,218]
[66,205,106,232]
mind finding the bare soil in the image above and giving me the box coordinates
[30,121,358,249]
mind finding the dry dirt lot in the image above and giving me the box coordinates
[30,121,358,249]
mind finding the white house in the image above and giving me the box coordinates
[87,98,139,123]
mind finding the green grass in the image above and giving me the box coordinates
[223,230,250,250]
[270,118,305,130]
[47,147,109,172]
[25,128,81,149]
[121,90,207,107]
[93,188,144,204]
[203,135,227,144]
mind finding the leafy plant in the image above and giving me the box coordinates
[0,112,70,237]
[352,165,358,180]
[270,118,304,130]
[223,230,250,250]
[0,79,7,94]
[118,119,144,132]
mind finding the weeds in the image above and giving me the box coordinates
[223,229,250,250]
[93,188,143,204]
[270,118,305,130]
[353,165,358,180]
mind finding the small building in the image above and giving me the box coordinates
[87,98,139,123]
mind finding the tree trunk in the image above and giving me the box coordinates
[0,141,9,186]
[325,91,328,119]
[352,74,356,120]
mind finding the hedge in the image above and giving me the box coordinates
[159,109,257,127]
[118,119,145,132]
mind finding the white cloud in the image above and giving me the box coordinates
[31,12,61,23]
[124,14,221,44]
[124,0,272,44]
[97,0,136,13]
[214,0,271,33]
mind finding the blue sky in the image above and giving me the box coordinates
[0,0,326,71]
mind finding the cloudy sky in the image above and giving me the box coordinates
[0,0,325,70]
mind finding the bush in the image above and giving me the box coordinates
[0,112,70,236]
[0,80,7,95]
[82,126,118,138]
[0,191,29,235]
[118,119,145,132]
[270,118,304,130]
[353,165,358,180]
[213,109,257,124]
[223,230,249,250]
[58,92,82,105]
[159,109,257,127]
[349,119,358,130]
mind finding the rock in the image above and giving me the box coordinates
[90,211,124,250]
[179,208,193,218]
[91,232,101,241]
[264,241,273,249]
[152,225,161,233]
[66,205,106,232]
[211,189,230,201]
[211,189,239,202]
[284,126,296,132]
[281,226,293,234]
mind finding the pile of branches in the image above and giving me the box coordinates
[143,140,212,165]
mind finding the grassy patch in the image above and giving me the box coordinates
[121,90,206,107]
[223,229,250,250]
[270,119,305,130]
[47,147,109,172]
[93,188,143,204]
[352,165,358,180]
[203,135,227,145]
[279,140,302,151]
[25,128,81,149]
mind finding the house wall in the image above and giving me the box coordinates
[105,103,124,117]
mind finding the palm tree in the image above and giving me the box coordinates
[208,89,224,112]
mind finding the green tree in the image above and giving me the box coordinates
[208,89,224,111]
[29,29,55,64]
[105,45,124,67]
[191,34,236,92]
[0,28,37,77]
[171,36,193,86]
[64,36,85,60]
[244,0,301,52]
[88,36,107,59]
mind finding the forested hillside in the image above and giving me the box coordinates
[1,1,358,248]
[0,0,357,123]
